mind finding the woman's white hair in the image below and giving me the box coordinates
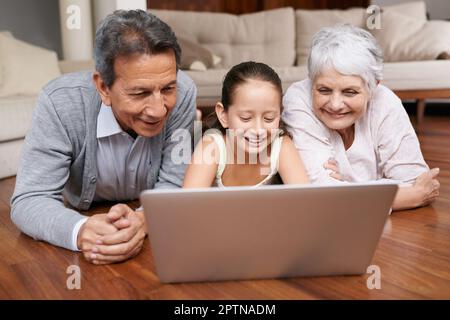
[308,23,383,93]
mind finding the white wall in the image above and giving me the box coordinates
[93,0,147,28]
[92,0,116,28]
[59,0,93,60]
[58,0,147,60]
[0,0,62,57]
[116,0,147,11]
[372,0,450,20]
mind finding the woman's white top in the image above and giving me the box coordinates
[205,130,283,188]
[282,79,428,186]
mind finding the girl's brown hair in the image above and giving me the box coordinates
[203,61,290,137]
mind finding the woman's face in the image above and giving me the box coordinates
[311,68,370,131]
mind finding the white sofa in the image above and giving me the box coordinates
[0,26,99,179]
[0,58,94,180]
[149,3,450,120]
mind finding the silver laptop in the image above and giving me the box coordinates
[140,182,397,283]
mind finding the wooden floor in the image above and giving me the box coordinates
[0,116,449,299]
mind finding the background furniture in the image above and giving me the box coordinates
[149,3,450,123]
[0,56,94,179]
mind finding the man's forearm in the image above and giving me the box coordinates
[11,196,87,251]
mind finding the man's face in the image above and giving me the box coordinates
[95,50,178,137]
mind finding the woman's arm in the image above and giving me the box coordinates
[182,135,219,188]
[277,136,310,184]
[392,168,440,211]
[374,89,440,210]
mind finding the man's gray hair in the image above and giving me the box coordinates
[94,9,181,87]
[308,24,383,93]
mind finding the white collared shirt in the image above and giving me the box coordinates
[94,103,152,202]
[71,103,153,251]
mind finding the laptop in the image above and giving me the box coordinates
[140,182,398,283]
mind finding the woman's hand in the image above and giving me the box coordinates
[392,168,440,211]
[323,158,343,181]
[413,168,440,207]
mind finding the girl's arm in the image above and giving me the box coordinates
[277,136,310,184]
[183,135,220,188]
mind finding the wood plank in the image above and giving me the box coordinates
[394,89,450,100]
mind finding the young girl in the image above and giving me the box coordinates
[183,61,310,188]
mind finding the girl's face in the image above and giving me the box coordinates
[216,79,281,155]
[312,68,370,132]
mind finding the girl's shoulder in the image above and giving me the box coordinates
[278,134,296,154]
[192,129,225,165]
[202,129,225,147]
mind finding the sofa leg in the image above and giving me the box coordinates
[416,99,426,125]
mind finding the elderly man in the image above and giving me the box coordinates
[10,10,196,264]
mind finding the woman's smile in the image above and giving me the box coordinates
[321,108,352,119]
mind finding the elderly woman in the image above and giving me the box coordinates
[282,24,440,211]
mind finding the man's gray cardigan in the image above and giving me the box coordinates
[10,70,197,250]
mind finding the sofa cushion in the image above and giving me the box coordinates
[295,8,366,66]
[0,30,13,38]
[294,1,428,66]
[0,95,36,141]
[149,7,296,69]
[178,37,219,71]
[0,139,24,179]
[382,60,450,91]
[186,66,309,98]
[187,60,450,100]
[0,33,61,97]
[380,1,427,22]
[371,11,450,62]
[0,31,13,91]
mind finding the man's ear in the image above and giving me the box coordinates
[93,71,112,106]
[215,102,228,128]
